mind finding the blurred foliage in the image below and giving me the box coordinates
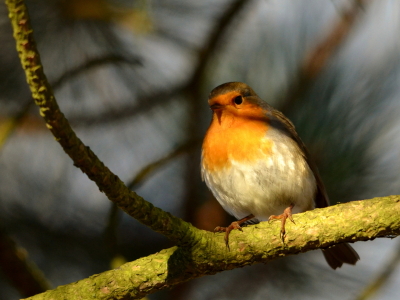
[1,0,400,299]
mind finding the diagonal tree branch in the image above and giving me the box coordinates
[279,0,366,113]
[104,140,200,256]
[51,54,141,91]
[354,239,400,300]
[0,228,51,297]
[5,0,199,247]
[24,196,400,300]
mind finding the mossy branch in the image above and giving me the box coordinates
[5,0,200,247]
[24,196,400,300]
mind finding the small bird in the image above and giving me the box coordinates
[201,82,359,269]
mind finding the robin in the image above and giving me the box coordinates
[201,82,359,269]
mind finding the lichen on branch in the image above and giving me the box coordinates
[25,197,400,300]
[5,0,199,247]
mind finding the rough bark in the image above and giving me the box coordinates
[24,196,400,300]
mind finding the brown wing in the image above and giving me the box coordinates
[270,109,329,208]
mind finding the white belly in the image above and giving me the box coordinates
[201,134,316,220]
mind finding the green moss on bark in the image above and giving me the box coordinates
[5,0,199,248]
[25,197,400,300]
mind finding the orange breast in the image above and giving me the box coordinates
[202,111,273,172]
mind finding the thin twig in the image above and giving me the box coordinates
[104,140,200,254]
[51,54,141,90]
[127,140,199,190]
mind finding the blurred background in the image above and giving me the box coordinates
[0,0,400,299]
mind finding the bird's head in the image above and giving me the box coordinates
[208,82,268,124]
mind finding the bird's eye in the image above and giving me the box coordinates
[233,96,243,105]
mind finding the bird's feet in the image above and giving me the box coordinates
[214,222,242,250]
[214,214,255,250]
[268,204,295,242]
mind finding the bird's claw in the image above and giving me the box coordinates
[214,214,255,250]
[280,229,286,243]
[214,226,225,233]
[269,203,295,242]
[214,221,243,251]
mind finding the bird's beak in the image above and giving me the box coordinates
[209,97,224,110]
[210,103,223,110]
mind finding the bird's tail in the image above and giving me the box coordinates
[322,243,360,269]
